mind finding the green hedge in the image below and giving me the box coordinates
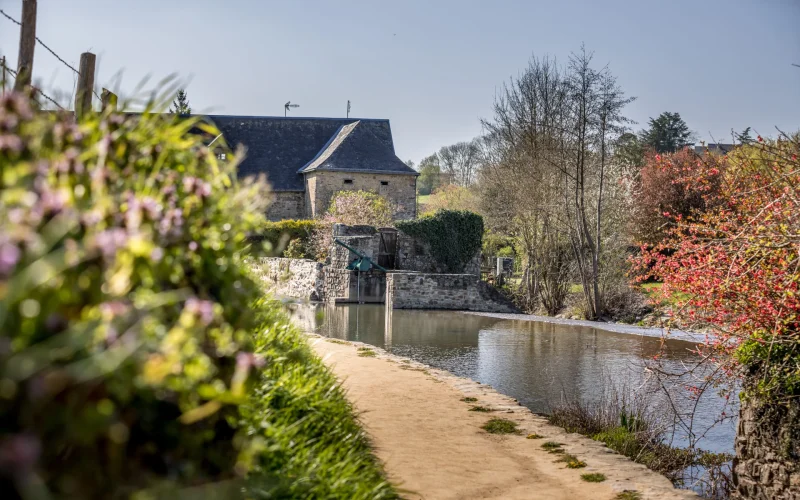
[397,210,484,273]
[0,93,395,498]
[254,219,319,258]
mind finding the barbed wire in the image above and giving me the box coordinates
[1,8,102,101]
[2,60,66,110]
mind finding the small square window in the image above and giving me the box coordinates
[217,153,226,160]
[380,181,389,186]
[343,179,353,185]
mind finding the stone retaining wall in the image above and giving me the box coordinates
[252,257,324,301]
[733,396,799,499]
[386,272,518,313]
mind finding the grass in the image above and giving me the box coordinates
[468,406,493,412]
[481,418,520,435]
[555,453,587,469]
[541,441,564,453]
[244,301,397,498]
[356,347,377,357]
[417,194,430,205]
[526,433,544,439]
[614,491,642,500]
[461,397,478,403]
[326,339,349,345]
[580,473,606,483]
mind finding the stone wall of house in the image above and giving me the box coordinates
[385,272,518,313]
[251,257,324,301]
[266,191,305,221]
[732,396,799,499]
[305,170,416,219]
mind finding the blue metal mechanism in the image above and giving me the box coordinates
[333,238,387,273]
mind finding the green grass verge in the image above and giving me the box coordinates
[481,418,520,434]
[580,473,606,483]
[241,302,397,498]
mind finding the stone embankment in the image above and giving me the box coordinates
[310,333,697,500]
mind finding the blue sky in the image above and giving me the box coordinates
[1,0,798,163]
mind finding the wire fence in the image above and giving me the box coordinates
[1,57,66,110]
[1,7,102,102]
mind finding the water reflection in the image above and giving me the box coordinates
[300,303,736,454]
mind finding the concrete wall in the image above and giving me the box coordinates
[733,397,799,499]
[386,272,517,313]
[266,191,305,221]
[251,257,324,301]
[304,170,416,220]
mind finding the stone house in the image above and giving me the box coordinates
[205,116,418,220]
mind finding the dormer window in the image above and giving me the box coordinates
[343,179,353,185]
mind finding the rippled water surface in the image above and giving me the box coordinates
[295,303,736,454]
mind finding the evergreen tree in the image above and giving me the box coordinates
[170,89,192,115]
[639,112,693,153]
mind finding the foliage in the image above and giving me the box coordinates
[581,473,607,482]
[169,89,192,115]
[639,112,693,153]
[615,132,646,171]
[309,190,393,262]
[417,155,444,195]
[631,149,725,245]
[396,210,483,273]
[480,418,519,434]
[633,137,800,405]
[0,93,395,498]
[256,219,319,258]
[420,184,480,217]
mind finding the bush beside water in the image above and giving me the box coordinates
[0,94,395,498]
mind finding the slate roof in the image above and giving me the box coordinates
[299,121,418,176]
[201,115,415,191]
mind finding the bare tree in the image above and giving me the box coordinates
[480,48,634,319]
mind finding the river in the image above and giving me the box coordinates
[295,303,737,456]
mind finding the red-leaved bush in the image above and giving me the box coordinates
[632,137,800,402]
[631,148,725,245]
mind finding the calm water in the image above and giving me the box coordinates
[294,303,736,455]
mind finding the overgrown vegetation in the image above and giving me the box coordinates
[548,395,732,497]
[0,93,395,498]
[254,219,319,258]
[481,418,520,434]
[580,473,606,482]
[397,210,483,273]
[555,453,587,469]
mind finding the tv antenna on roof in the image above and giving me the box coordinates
[347,100,351,118]
[284,101,300,117]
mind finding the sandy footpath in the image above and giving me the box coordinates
[310,335,697,500]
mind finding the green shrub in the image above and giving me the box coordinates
[397,210,483,273]
[255,220,319,258]
[481,418,519,434]
[581,473,606,482]
[0,94,394,498]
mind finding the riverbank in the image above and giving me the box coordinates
[310,334,698,499]
[463,311,708,344]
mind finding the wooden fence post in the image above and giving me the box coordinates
[101,88,117,111]
[74,52,96,119]
[13,0,37,92]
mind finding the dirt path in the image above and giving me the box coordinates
[310,335,697,500]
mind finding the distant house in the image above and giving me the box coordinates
[203,116,418,221]
[694,143,736,155]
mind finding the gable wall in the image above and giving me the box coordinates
[266,191,305,221]
[306,171,416,220]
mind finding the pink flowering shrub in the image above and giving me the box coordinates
[0,94,395,498]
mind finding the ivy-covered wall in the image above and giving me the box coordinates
[396,211,483,274]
